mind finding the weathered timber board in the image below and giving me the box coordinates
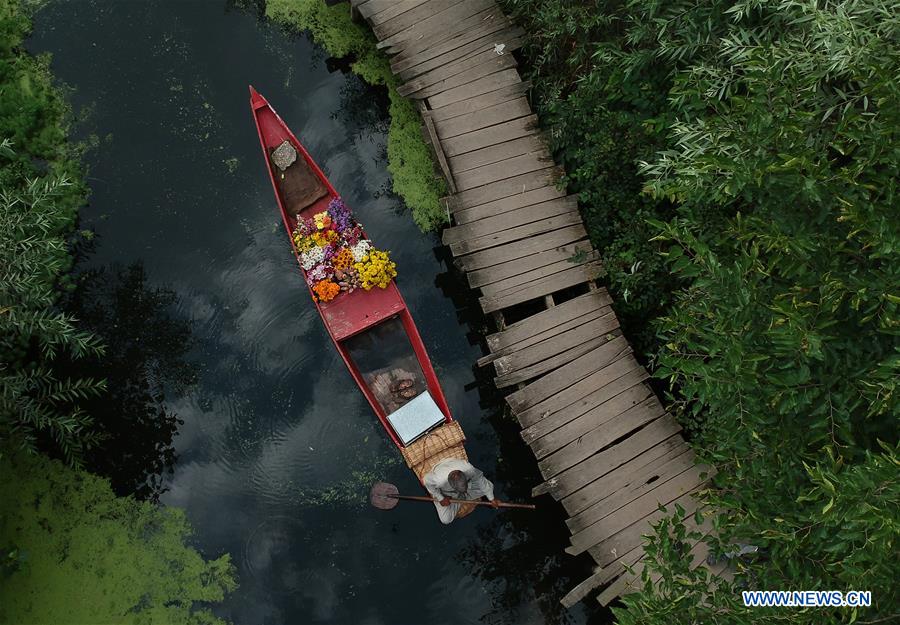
[567,463,710,555]
[532,388,658,462]
[481,261,603,313]
[487,289,611,355]
[481,251,599,297]
[365,0,432,24]
[478,304,611,371]
[469,241,595,290]
[453,150,551,192]
[493,316,622,378]
[438,97,533,141]
[444,166,559,211]
[427,68,522,108]
[381,6,502,57]
[495,334,614,390]
[531,416,682,499]
[525,364,648,450]
[563,444,692,521]
[454,183,565,223]
[420,109,457,193]
[450,211,581,256]
[374,0,489,43]
[587,488,702,568]
[566,449,698,534]
[443,195,575,244]
[397,26,521,83]
[390,18,513,74]
[430,81,531,123]
[442,113,537,157]
[399,40,521,96]
[517,355,640,433]
[562,547,644,608]
[448,132,544,173]
[454,224,586,271]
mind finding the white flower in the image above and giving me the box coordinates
[301,246,325,270]
[351,240,372,262]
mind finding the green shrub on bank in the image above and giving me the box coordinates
[503,0,899,620]
[0,451,237,625]
[265,0,447,231]
[0,0,104,463]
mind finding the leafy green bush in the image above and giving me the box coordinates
[265,0,447,231]
[502,0,899,619]
[0,451,237,625]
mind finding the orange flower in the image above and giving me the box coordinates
[312,279,340,302]
[332,247,355,271]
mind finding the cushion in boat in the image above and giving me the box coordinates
[270,143,328,215]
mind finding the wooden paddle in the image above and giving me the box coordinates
[369,481,536,510]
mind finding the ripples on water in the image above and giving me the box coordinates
[28,1,604,624]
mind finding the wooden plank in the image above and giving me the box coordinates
[443,195,575,244]
[448,133,544,174]
[454,184,565,224]
[481,251,599,297]
[587,488,703,568]
[427,68,522,109]
[566,450,700,536]
[517,354,640,432]
[376,0,495,49]
[442,113,537,157]
[380,6,503,56]
[533,388,658,462]
[531,416,682,499]
[373,0,472,41]
[495,332,614,389]
[469,239,592,295]
[364,0,430,23]
[454,149,553,191]
[493,317,623,378]
[438,97,532,141]
[567,464,710,555]
[420,109,457,194]
[455,224,586,271]
[486,290,610,353]
[445,166,560,212]
[563,544,646,608]
[450,211,581,256]
[431,81,531,123]
[562,441,691,519]
[400,49,519,99]
[398,26,521,83]
[478,261,603,314]
[390,17,513,74]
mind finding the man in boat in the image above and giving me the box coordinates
[423,459,498,524]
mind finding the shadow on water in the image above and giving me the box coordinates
[61,257,196,500]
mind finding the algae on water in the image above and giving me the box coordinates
[265,0,448,232]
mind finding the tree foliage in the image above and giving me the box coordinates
[0,451,237,625]
[502,0,899,620]
[0,0,104,464]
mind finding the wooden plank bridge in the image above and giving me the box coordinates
[347,0,720,607]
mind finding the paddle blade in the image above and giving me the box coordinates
[370,482,400,510]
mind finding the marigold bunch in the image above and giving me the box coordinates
[312,279,340,302]
[332,247,355,271]
[354,249,397,290]
[312,230,339,247]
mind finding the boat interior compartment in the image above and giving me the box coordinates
[268,140,328,217]
[342,315,430,416]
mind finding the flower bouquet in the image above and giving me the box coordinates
[292,197,397,302]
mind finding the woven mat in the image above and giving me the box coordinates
[402,420,476,519]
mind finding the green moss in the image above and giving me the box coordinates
[0,452,237,625]
[266,0,447,231]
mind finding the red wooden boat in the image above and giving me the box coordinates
[250,87,474,503]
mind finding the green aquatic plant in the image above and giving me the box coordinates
[0,451,237,625]
[265,0,447,231]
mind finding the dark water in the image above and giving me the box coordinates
[29,2,608,624]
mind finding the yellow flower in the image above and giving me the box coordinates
[353,249,397,290]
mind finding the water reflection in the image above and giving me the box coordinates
[63,262,195,499]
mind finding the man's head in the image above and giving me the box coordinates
[448,470,469,495]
